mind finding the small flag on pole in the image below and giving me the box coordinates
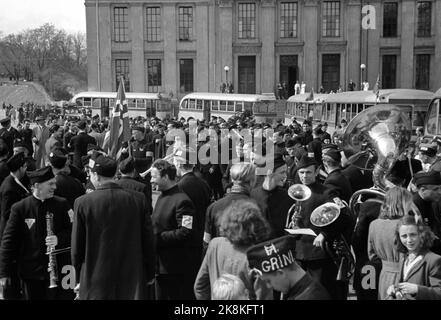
[109,76,131,159]
[306,88,315,101]
[373,75,381,101]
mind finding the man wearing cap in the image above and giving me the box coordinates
[322,148,352,203]
[285,137,306,187]
[150,159,196,299]
[13,138,36,171]
[88,123,104,148]
[45,125,64,162]
[251,153,295,238]
[307,127,323,165]
[418,143,441,173]
[68,120,96,170]
[115,156,153,216]
[0,117,20,157]
[122,126,154,176]
[32,116,50,169]
[289,155,353,300]
[48,148,85,210]
[247,235,330,300]
[0,166,72,299]
[174,148,211,287]
[298,120,313,147]
[71,153,155,299]
[19,119,33,156]
[412,171,441,255]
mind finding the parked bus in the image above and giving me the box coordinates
[178,92,278,122]
[70,91,173,119]
[284,93,329,125]
[285,89,433,134]
[424,87,441,139]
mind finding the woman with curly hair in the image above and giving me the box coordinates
[194,199,273,300]
[386,215,441,300]
[368,186,422,300]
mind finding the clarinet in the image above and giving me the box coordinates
[45,212,59,288]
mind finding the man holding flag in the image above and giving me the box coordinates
[108,76,131,160]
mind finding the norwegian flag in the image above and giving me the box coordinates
[109,77,131,159]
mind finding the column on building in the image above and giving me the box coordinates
[365,0,381,87]
[218,0,233,89]
[163,4,178,97]
[130,4,145,92]
[400,0,415,88]
[196,3,210,92]
[302,0,319,91]
[260,0,276,94]
[346,0,362,91]
[86,3,98,91]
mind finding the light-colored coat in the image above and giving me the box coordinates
[32,125,50,169]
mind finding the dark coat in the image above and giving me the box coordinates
[54,172,85,209]
[307,138,323,165]
[341,164,373,192]
[20,128,34,156]
[152,185,195,275]
[323,168,353,203]
[250,185,295,238]
[285,273,331,300]
[0,195,71,280]
[177,172,211,249]
[392,251,441,300]
[69,132,96,169]
[413,194,441,255]
[0,175,31,242]
[0,127,20,156]
[115,176,153,216]
[0,159,10,186]
[72,182,155,300]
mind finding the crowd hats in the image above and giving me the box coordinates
[0,117,11,126]
[322,147,342,163]
[89,152,117,178]
[77,120,87,130]
[27,166,55,185]
[131,126,145,133]
[247,235,296,273]
[48,148,68,168]
[414,171,441,188]
[419,143,437,157]
[272,152,286,172]
[119,156,135,174]
[296,155,318,170]
[6,152,26,171]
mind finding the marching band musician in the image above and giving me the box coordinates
[71,152,155,300]
[0,166,72,300]
[121,126,155,177]
[321,147,352,203]
[290,155,353,300]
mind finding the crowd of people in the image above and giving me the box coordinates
[0,104,439,301]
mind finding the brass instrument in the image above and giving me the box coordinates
[45,212,59,289]
[285,184,312,229]
[310,203,355,282]
[341,104,412,219]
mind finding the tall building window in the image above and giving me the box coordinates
[179,7,193,41]
[115,59,130,91]
[238,3,256,39]
[322,54,340,92]
[417,2,431,37]
[113,7,129,42]
[146,7,161,42]
[322,1,340,37]
[180,59,194,93]
[383,3,398,38]
[147,59,162,93]
[382,55,397,89]
[280,2,298,38]
[415,54,430,89]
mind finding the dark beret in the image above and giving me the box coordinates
[48,148,68,169]
[27,166,55,184]
[7,152,26,171]
[131,126,145,133]
[414,171,441,188]
[119,156,135,174]
[273,152,286,172]
[296,155,318,170]
[0,117,11,126]
[89,153,117,177]
[322,148,342,163]
[247,235,296,273]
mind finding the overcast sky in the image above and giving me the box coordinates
[0,0,86,35]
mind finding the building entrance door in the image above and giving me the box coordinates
[280,55,298,98]
[322,54,340,92]
[238,56,256,94]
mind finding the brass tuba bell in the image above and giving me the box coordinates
[341,104,412,218]
[286,184,312,229]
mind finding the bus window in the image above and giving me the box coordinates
[244,102,253,112]
[189,99,196,109]
[211,100,219,111]
[268,102,276,113]
[426,99,438,135]
[357,104,363,114]
[92,98,101,109]
[236,101,244,112]
[128,99,136,109]
[313,103,322,121]
[84,97,92,107]
[136,99,145,109]
[220,100,227,111]
[413,110,426,127]
[181,100,188,109]
[204,100,210,111]
[196,100,203,110]
[351,104,358,120]
[227,101,234,112]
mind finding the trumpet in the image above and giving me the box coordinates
[285,184,312,229]
[139,149,181,178]
[45,212,58,289]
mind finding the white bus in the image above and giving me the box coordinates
[70,91,173,119]
[178,92,278,123]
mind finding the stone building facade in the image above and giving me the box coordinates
[85,0,441,99]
